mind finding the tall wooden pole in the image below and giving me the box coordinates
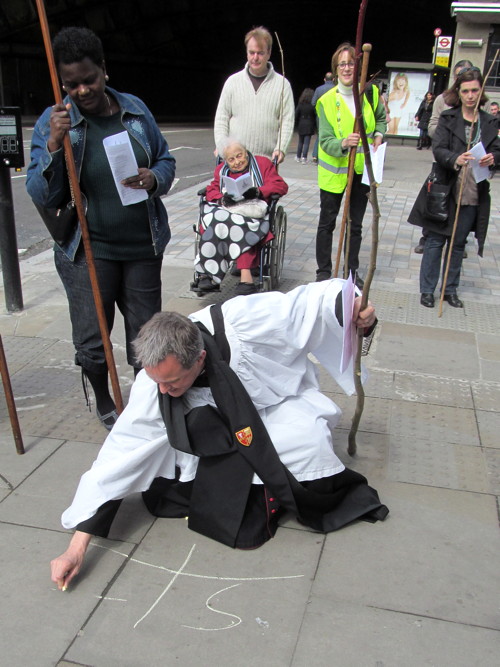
[34,0,123,413]
[0,335,24,454]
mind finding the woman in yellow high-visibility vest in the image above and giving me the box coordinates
[315,42,386,287]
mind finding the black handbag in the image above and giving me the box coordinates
[34,199,78,247]
[423,163,450,224]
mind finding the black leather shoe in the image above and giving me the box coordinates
[420,293,434,308]
[315,272,331,282]
[414,243,425,254]
[444,294,463,308]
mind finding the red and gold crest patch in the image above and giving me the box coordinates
[235,426,253,447]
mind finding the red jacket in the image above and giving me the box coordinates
[206,155,288,204]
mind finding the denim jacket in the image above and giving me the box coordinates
[26,87,176,260]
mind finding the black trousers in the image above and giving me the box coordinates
[316,174,369,277]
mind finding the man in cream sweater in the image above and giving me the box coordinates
[214,26,295,164]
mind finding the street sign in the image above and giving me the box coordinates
[435,35,453,68]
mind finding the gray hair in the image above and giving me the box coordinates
[133,312,204,369]
[221,137,247,159]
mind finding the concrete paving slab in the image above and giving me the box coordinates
[477,410,500,449]
[389,400,480,446]
[65,520,322,667]
[292,597,500,667]
[484,448,500,494]
[314,481,500,630]
[479,357,500,382]
[0,524,135,667]
[0,434,64,488]
[375,322,480,379]
[0,440,100,529]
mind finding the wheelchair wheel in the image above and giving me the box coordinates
[269,205,287,290]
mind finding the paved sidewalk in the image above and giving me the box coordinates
[1,145,499,666]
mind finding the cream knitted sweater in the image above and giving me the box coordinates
[214,62,295,159]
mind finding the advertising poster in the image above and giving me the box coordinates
[386,71,432,137]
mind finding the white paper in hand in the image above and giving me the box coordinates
[220,172,253,201]
[362,142,386,186]
[103,131,148,206]
[468,142,490,183]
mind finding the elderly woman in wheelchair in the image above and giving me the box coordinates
[192,139,288,295]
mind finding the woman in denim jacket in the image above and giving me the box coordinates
[26,27,175,430]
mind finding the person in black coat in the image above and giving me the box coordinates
[408,68,500,308]
[295,88,316,163]
[415,92,434,149]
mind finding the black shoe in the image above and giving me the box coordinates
[315,272,331,282]
[197,275,220,292]
[420,293,434,308]
[414,243,425,254]
[236,282,258,295]
[96,407,119,431]
[444,294,463,308]
[355,273,364,290]
[463,249,468,259]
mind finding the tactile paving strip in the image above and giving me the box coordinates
[394,372,472,409]
[1,336,55,374]
[370,288,500,334]
[0,337,131,444]
[323,392,392,434]
[388,436,490,492]
[389,400,480,446]
[471,381,500,413]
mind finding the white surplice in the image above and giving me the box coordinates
[62,279,364,529]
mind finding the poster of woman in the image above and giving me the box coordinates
[386,70,432,137]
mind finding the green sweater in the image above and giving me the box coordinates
[80,112,155,260]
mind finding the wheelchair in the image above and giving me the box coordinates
[190,187,287,294]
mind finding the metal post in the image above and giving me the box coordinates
[0,166,24,312]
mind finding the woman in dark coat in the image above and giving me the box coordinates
[415,91,434,149]
[295,88,316,163]
[409,68,500,308]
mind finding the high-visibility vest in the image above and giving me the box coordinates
[317,85,379,193]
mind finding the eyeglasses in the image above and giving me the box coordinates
[338,62,355,70]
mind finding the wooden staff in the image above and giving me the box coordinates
[274,32,286,163]
[333,43,372,279]
[0,334,24,454]
[35,0,123,412]
[347,0,381,455]
[438,49,500,317]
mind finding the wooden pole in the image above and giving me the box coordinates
[0,335,24,454]
[346,0,379,456]
[34,0,123,412]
